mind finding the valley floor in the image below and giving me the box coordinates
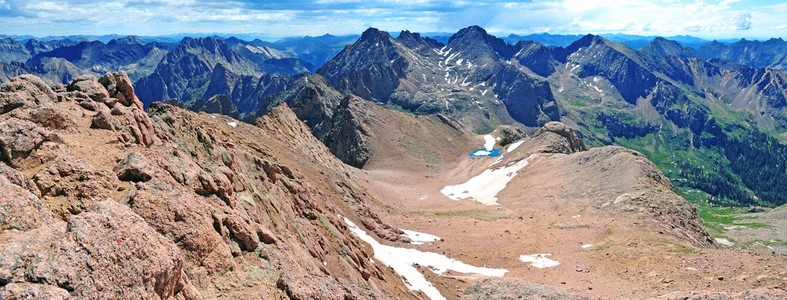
[353,132,787,299]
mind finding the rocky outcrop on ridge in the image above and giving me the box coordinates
[0,73,415,298]
[505,121,715,248]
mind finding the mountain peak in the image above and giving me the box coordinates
[447,25,513,59]
[359,27,391,43]
[397,30,443,50]
[640,36,694,58]
[575,34,606,46]
[448,25,492,44]
[107,36,144,46]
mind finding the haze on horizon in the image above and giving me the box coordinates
[0,0,785,41]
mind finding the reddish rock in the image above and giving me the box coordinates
[115,152,159,182]
[532,121,587,154]
[14,106,77,130]
[122,178,236,274]
[0,117,50,167]
[0,74,56,107]
[0,162,24,186]
[0,283,71,299]
[276,273,349,300]
[99,71,144,110]
[66,75,109,103]
[0,200,197,299]
[32,156,118,219]
[222,214,260,251]
[91,102,115,130]
[0,174,57,231]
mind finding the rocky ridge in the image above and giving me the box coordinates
[316,26,559,133]
[0,73,419,298]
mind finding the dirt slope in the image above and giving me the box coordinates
[359,120,787,299]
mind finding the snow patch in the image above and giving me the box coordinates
[581,244,593,249]
[227,122,238,127]
[519,253,560,268]
[210,115,216,119]
[441,155,536,205]
[400,229,441,245]
[506,141,524,153]
[341,216,507,300]
[483,134,495,151]
[419,195,428,200]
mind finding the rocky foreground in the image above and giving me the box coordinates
[0,72,420,299]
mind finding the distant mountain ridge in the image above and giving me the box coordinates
[4,27,787,208]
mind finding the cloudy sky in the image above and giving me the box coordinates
[0,0,784,39]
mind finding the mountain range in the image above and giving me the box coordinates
[6,26,787,208]
[2,25,787,299]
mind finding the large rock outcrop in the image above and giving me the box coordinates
[0,73,413,299]
[0,200,196,299]
[506,121,715,248]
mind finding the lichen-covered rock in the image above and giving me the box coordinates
[0,161,24,186]
[13,106,77,130]
[122,178,236,274]
[0,74,56,108]
[115,152,158,182]
[0,174,57,231]
[66,75,109,103]
[0,117,50,167]
[99,71,144,110]
[0,200,197,299]
[32,156,118,219]
[0,283,71,300]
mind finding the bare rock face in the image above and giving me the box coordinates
[0,200,196,299]
[21,106,76,130]
[114,151,158,182]
[496,125,526,146]
[531,121,587,154]
[32,156,118,219]
[0,161,24,186]
[0,75,56,111]
[98,71,144,110]
[104,102,158,146]
[0,117,50,167]
[321,96,371,168]
[276,273,368,300]
[0,74,412,299]
[0,283,71,299]
[61,200,191,299]
[122,178,237,274]
[49,72,159,147]
[67,75,109,103]
[0,174,57,231]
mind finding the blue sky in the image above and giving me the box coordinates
[0,0,784,39]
